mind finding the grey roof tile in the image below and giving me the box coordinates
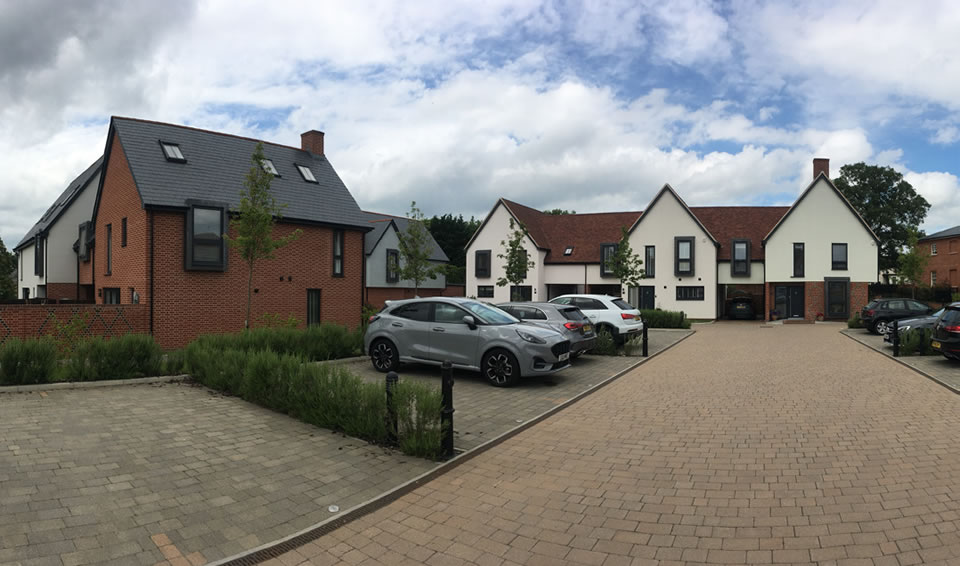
[361,211,448,261]
[919,225,960,241]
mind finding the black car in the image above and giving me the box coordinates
[728,297,755,320]
[931,302,960,360]
[882,307,945,343]
[860,298,935,334]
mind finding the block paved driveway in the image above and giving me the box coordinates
[271,322,960,566]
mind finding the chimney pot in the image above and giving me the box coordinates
[813,158,829,180]
[301,130,325,156]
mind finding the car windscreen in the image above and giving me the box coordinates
[612,299,634,310]
[559,307,588,321]
[463,302,518,325]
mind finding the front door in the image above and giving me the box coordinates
[788,286,804,318]
[639,286,655,310]
[774,285,805,318]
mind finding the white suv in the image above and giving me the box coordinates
[549,294,643,344]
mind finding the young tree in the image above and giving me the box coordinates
[224,143,302,329]
[0,236,16,300]
[834,163,931,271]
[897,229,928,299]
[497,218,536,300]
[604,226,645,298]
[397,202,442,296]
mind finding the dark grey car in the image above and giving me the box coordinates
[882,307,945,344]
[497,302,596,357]
[363,297,571,387]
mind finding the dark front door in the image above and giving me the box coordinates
[307,289,322,325]
[774,285,804,319]
[788,286,804,318]
[639,286,655,310]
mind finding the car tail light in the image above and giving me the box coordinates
[564,322,582,330]
[621,313,635,320]
[944,325,960,333]
[864,309,874,316]
[368,315,380,324]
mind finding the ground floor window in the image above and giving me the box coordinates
[510,285,532,302]
[307,289,322,325]
[676,286,704,301]
[103,288,121,304]
[825,278,849,318]
[477,285,494,298]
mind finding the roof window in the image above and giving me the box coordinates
[160,142,185,162]
[261,159,279,176]
[296,164,317,183]
[564,246,574,256]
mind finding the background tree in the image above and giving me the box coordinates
[427,213,480,285]
[543,208,575,215]
[398,202,442,296]
[897,229,928,299]
[604,226,645,297]
[833,163,930,271]
[497,218,536,300]
[0,236,16,300]
[224,143,302,329]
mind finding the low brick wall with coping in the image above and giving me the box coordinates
[0,304,149,345]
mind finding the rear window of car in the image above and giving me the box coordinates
[887,300,905,310]
[612,299,634,310]
[573,298,607,310]
[942,308,960,324]
[559,308,587,322]
[391,302,430,321]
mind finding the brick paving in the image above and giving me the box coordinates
[842,327,960,392]
[268,322,960,566]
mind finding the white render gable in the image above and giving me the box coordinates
[465,200,545,303]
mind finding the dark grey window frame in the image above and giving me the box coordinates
[793,242,804,277]
[78,222,92,261]
[34,236,44,277]
[600,243,618,277]
[261,158,280,177]
[644,245,655,278]
[105,224,112,275]
[676,286,705,301]
[731,239,750,276]
[296,164,318,183]
[475,250,491,278]
[103,287,121,304]
[121,217,127,248]
[824,277,850,319]
[185,204,228,272]
[307,289,322,326]
[385,248,400,283]
[159,140,186,163]
[675,237,694,276]
[477,285,494,298]
[832,243,848,271]
[332,229,344,277]
[510,285,532,302]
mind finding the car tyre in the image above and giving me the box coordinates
[872,319,890,335]
[598,324,621,345]
[482,348,521,387]
[369,338,399,373]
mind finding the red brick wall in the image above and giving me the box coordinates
[45,283,78,301]
[0,304,149,345]
[804,281,824,320]
[765,281,870,322]
[920,238,960,289]
[441,285,466,297]
[79,252,93,286]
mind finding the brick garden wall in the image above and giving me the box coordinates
[366,284,466,309]
[0,304,149,345]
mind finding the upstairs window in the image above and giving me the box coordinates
[793,243,804,277]
[160,142,185,162]
[518,249,529,280]
[261,159,279,176]
[563,246,574,256]
[296,164,317,183]
[185,205,226,271]
[732,240,750,276]
[675,237,694,276]
[121,217,127,247]
[645,245,655,278]
[600,244,618,276]
[386,249,399,283]
[106,224,112,275]
[931,271,937,286]
[333,229,344,277]
[931,243,938,256]
[475,250,491,278]
[832,243,848,270]
[34,236,44,277]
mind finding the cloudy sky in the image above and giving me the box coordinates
[2,0,959,249]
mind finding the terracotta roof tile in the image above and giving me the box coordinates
[690,206,789,261]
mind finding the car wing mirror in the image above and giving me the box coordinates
[462,315,477,330]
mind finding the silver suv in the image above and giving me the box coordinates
[497,302,596,358]
[364,297,571,387]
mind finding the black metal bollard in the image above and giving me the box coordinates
[441,361,455,459]
[642,322,649,357]
[892,320,900,358]
[385,371,399,445]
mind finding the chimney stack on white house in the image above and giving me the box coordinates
[813,158,829,179]
[301,130,325,156]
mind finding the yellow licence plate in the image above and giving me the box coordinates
[932,341,942,349]
[583,325,593,333]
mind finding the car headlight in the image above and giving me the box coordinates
[516,328,546,344]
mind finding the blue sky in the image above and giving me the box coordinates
[2,0,959,249]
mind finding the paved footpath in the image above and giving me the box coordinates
[267,322,960,566]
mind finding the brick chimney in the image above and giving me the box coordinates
[813,158,829,179]
[301,130,325,156]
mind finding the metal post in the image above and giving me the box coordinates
[441,360,455,459]
[385,371,399,445]
[642,322,649,357]
[892,320,900,358]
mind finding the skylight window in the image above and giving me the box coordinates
[261,159,279,176]
[296,164,317,183]
[564,246,574,256]
[160,142,185,162]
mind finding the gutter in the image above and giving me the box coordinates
[149,211,155,336]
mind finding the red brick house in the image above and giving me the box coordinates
[90,117,371,348]
[918,226,960,291]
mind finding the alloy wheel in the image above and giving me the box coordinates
[486,353,514,385]
[372,342,394,371]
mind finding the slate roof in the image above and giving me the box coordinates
[361,211,448,262]
[918,225,960,242]
[16,157,103,251]
[690,206,790,261]
[105,117,369,230]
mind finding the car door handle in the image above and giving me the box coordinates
[391,322,403,327]
[432,327,445,332]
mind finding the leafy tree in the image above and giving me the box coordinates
[224,143,302,329]
[834,163,930,271]
[897,229,928,299]
[603,226,645,296]
[497,218,536,300]
[427,213,480,285]
[397,202,442,295]
[0,236,15,300]
[543,208,575,215]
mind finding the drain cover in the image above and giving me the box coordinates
[328,505,340,513]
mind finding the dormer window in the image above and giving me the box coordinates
[296,164,317,183]
[261,159,279,176]
[160,142,185,162]
[564,246,573,256]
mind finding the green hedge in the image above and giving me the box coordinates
[847,313,863,328]
[639,309,691,329]
[185,344,444,459]
[0,338,59,385]
[898,328,938,356]
[189,323,362,361]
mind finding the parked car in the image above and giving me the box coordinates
[882,308,945,344]
[364,297,571,387]
[931,302,960,361]
[548,294,643,344]
[497,302,597,358]
[728,297,755,320]
[860,298,935,334]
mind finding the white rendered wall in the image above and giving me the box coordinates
[466,202,543,302]
[717,261,765,285]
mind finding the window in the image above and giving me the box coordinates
[563,246,574,256]
[887,299,905,310]
[296,164,317,183]
[518,249,529,280]
[572,297,607,310]
[477,285,494,298]
[186,206,226,271]
[36,285,46,299]
[676,286,705,301]
[793,243,804,277]
[386,249,399,283]
[732,240,750,276]
[106,224,112,275]
[261,159,279,176]
[931,271,937,286]
[675,237,694,276]
[434,303,468,324]
[831,243,848,270]
[78,222,91,261]
[307,289,322,326]
[510,285,532,302]
[644,246,655,278]
[600,244,617,277]
[34,236,44,277]
[121,217,127,247]
[332,230,344,277]
[951,240,958,254]
[825,278,849,318]
[130,287,139,304]
[160,142,185,162]
[103,288,121,304]
[475,250,491,278]
[392,302,430,321]
[931,243,938,256]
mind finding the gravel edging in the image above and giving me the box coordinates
[0,374,189,394]
[840,329,960,395]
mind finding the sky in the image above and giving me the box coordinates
[2,0,960,250]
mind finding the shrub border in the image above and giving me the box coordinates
[840,330,959,395]
[0,374,188,394]
[207,330,696,566]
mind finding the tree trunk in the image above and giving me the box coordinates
[245,261,254,329]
